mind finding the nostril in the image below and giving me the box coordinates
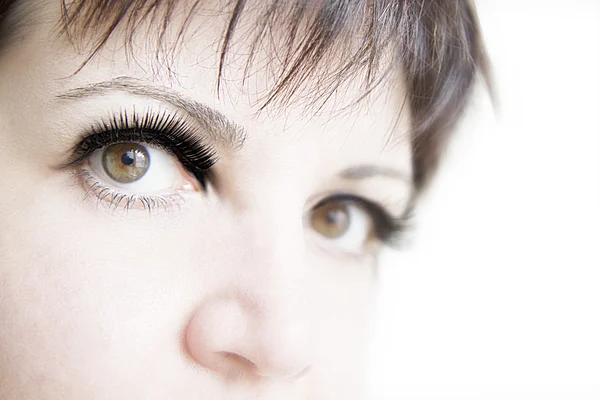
[221,352,258,370]
[256,364,312,381]
[217,351,311,381]
[217,352,259,380]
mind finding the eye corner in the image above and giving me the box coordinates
[377,205,415,248]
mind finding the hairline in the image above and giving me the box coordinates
[0,0,36,54]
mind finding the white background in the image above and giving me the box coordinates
[367,1,600,399]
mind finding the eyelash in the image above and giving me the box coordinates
[66,109,218,190]
[73,168,186,212]
[312,194,412,248]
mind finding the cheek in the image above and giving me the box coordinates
[310,256,376,385]
[0,183,195,395]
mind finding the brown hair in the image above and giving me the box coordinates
[0,0,489,192]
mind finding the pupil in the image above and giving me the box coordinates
[327,211,338,225]
[121,151,135,166]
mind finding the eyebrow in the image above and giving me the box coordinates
[338,164,409,183]
[55,76,247,150]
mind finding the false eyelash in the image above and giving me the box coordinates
[66,108,218,190]
[74,169,184,212]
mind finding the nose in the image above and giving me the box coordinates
[184,287,313,381]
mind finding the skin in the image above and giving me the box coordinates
[0,1,412,399]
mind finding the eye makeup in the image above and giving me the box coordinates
[65,108,218,190]
[310,193,413,250]
[64,108,218,211]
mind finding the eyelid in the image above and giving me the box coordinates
[73,168,186,212]
[65,109,216,161]
[311,193,396,219]
[63,109,219,191]
[310,192,411,246]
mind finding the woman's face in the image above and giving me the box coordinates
[0,1,412,399]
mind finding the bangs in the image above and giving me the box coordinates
[58,0,406,110]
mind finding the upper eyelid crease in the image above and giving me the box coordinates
[55,76,247,151]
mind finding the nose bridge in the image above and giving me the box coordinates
[184,212,314,380]
[239,199,310,304]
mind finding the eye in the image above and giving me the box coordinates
[88,142,189,194]
[309,194,407,254]
[309,197,379,254]
[65,110,218,211]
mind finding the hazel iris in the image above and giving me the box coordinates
[101,143,150,183]
[311,202,351,238]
